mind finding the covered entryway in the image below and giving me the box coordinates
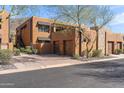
[63,40,73,56]
[108,41,114,54]
[53,41,60,54]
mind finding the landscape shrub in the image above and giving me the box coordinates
[114,49,123,54]
[20,47,33,54]
[123,49,124,54]
[32,48,38,54]
[92,49,102,57]
[19,46,38,54]
[24,48,33,54]
[0,49,12,64]
[72,54,80,60]
[13,48,20,56]
[88,53,92,58]
[20,47,25,52]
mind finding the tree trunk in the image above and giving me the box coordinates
[79,31,82,56]
[86,43,89,58]
[96,29,99,50]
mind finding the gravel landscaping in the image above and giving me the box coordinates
[0,54,123,73]
[0,63,16,71]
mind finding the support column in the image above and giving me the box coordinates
[74,28,80,56]
[53,25,56,32]
[114,41,117,54]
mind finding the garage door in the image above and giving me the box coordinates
[108,41,114,54]
[63,40,73,56]
[53,41,60,54]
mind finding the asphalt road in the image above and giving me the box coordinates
[1,59,124,88]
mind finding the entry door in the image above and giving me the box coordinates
[108,42,114,54]
[53,41,60,54]
[117,42,122,49]
[63,40,73,56]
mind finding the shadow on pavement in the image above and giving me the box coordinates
[74,60,124,82]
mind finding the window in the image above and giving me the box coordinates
[0,19,2,29]
[37,40,50,43]
[38,25,49,32]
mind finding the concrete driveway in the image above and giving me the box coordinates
[0,58,124,88]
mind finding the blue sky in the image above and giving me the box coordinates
[109,6,124,33]
[1,5,124,33]
[21,6,124,34]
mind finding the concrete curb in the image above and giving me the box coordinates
[0,57,123,75]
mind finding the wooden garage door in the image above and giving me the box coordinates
[108,42,114,54]
[64,40,73,56]
[53,41,60,54]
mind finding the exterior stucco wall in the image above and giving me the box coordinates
[0,11,9,44]
[98,29,106,55]
[0,11,13,50]
[51,31,76,55]
[106,31,123,55]
[81,29,96,56]
[32,16,52,44]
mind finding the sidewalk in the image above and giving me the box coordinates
[0,54,124,75]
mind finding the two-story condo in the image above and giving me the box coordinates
[16,16,97,56]
[16,16,124,56]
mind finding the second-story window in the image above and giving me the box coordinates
[0,19,2,29]
[38,25,49,32]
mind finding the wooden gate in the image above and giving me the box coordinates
[63,40,73,56]
[53,41,60,54]
[108,41,114,54]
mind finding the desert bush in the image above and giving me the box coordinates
[0,49,12,64]
[25,46,33,54]
[92,49,102,57]
[81,50,86,57]
[32,48,38,54]
[114,49,122,54]
[72,54,80,59]
[20,47,33,54]
[123,49,124,53]
[13,48,20,56]
[24,48,33,54]
[20,47,25,52]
